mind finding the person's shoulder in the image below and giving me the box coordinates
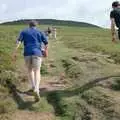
[35,29,45,36]
[21,28,29,33]
[37,29,44,34]
[110,10,115,14]
[35,28,41,33]
[110,10,116,18]
[111,8,120,14]
[116,8,120,13]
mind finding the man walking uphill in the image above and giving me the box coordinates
[13,21,48,102]
[110,1,120,42]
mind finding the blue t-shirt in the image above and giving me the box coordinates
[17,27,48,56]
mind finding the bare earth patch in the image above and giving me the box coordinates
[12,111,55,120]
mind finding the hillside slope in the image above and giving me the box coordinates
[0,25,120,120]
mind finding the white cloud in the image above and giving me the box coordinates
[0,3,8,14]
[1,4,7,12]
[0,0,117,27]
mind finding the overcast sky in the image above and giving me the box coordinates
[0,0,116,27]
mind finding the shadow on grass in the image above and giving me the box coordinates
[5,80,35,110]
[40,75,120,97]
[39,75,120,116]
[111,78,120,91]
[5,75,120,116]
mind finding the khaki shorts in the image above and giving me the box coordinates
[24,56,42,69]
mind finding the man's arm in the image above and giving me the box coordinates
[12,41,21,61]
[14,41,21,52]
[12,31,23,61]
[44,44,48,57]
[111,18,116,42]
[41,32,48,57]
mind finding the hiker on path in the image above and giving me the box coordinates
[44,27,52,39]
[13,20,48,101]
[110,1,120,42]
[52,27,57,40]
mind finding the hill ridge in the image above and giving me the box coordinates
[1,19,100,28]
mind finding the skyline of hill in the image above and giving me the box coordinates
[1,19,100,28]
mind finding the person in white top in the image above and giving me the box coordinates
[52,27,57,40]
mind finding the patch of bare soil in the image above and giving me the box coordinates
[12,111,55,120]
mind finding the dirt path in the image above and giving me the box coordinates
[7,73,66,120]
[12,111,54,120]
[6,75,66,120]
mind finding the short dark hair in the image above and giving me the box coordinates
[112,1,120,7]
[29,20,38,27]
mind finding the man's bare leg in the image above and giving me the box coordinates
[28,68,35,90]
[34,68,41,94]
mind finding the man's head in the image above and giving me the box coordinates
[29,20,38,27]
[112,1,120,8]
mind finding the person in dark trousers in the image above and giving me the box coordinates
[110,1,120,42]
[13,21,48,102]
[44,27,52,38]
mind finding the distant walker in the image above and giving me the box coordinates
[52,27,57,40]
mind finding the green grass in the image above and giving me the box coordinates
[60,27,120,64]
[1,25,120,120]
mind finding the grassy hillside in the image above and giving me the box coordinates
[0,25,120,120]
[1,19,100,28]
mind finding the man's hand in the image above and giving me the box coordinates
[44,50,48,57]
[42,49,48,57]
[112,34,116,42]
[44,45,48,57]
[12,41,21,61]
